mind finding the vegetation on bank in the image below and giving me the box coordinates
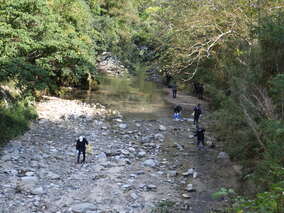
[0,95,36,146]
[137,1,284,212]
[0,0,283,212]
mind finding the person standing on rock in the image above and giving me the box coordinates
[193,104,202,125]
[172,83,177,98]
[194,125,206,150]
[76,136,88,164]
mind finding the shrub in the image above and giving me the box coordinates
[0,99,37,146]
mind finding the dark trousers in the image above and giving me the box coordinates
[172,90,177,98]
[77,149,86,163]
[197,139,205,147]
[194,115,200,125]
[197,139,205,150]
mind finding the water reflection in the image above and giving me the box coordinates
[64,76,169,119]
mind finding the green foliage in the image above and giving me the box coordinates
[0,0,101,94]
[233,179,284,213]
[212,188,235,200]
[0,98,37,145]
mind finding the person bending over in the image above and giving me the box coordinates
[174,105,182,119]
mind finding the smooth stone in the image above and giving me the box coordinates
[217,152,229,159]
[121,150,130,155]
[137,151,146,158]
[182,193,191,199]
[143,159,156,168]
[31,186,44,195]
[71,203,97,213]
[21,176,38,185]
[159,125,167,131]
[118,123,128,129]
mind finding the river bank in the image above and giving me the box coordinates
[0,87,240,213]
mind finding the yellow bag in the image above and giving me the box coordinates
[86,144,93,154]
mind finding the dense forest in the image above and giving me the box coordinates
[0,0,283,212]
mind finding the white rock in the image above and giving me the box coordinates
[21,176,38,185]
[159,125,167,131]
[118,123,128,129]
[122,184,132,190]
[31,186,44,195]
[182,193,191,199]
[130,192,138,200]
[143,159,156,167]
[25,172,35,176]
[128,147,136,153]
[115,118,123,123]
[154,133,165,142]
[141,135,153,143]
[121,149,130,155]
[217,152,229,159]
[182,168,195,176]
[137,151,146,158]
[185,184,196,192]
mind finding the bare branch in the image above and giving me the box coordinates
[206,30,232,57]
[240,95,266,150]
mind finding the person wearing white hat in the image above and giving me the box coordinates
[76,136,88,163]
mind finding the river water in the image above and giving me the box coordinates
[65,76,170,120]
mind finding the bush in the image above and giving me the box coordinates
[0,99,37,146]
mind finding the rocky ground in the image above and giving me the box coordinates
[0,91,241,213]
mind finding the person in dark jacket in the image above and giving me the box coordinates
[193,81,199,96]
[174,105,183,119]
[76,136,88,163]
[197,83,204,99]
[193,104,202,125]
[194,126,205,150]
[172,84,177,98]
